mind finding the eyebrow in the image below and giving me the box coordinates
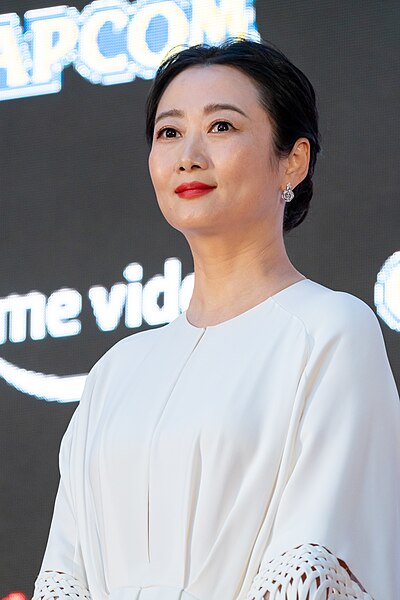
[154,103,249,125]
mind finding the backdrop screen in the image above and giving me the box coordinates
[0,0,399,596]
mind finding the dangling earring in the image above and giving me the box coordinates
[281,183,294,202]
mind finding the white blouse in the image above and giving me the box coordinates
[32,279,400,600]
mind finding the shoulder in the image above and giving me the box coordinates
[76,321,175,410]
[92,321,171,375]
[271,279,383,345]
[272,280,399,404]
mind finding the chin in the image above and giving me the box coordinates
[163,204,212,227]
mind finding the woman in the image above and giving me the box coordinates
[32,39,400,600]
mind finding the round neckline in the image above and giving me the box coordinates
[183,278,310,331]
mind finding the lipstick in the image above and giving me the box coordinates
[175,181,216,199]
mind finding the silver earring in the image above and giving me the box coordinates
[282,183,294,202]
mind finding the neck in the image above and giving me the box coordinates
[185,228,305,328]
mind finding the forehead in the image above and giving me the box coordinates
[156,64,264,116]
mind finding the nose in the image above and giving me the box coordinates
[175,135,209,173]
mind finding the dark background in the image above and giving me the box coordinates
[0,1,399,596]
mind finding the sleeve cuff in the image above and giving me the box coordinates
[32,571,92,600]
[246,543,373,599]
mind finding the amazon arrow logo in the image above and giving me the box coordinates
[0,258,193,402]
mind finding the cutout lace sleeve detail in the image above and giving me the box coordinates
[32,571,91,600]
[246,544,373,600]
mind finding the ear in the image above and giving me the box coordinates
[283,138,310,189]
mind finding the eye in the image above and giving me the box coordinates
[156,127,179,139]
[210,121,234,133]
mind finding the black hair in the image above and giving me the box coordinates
[145,38,321,233]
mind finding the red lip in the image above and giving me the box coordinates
[175,181,216,193]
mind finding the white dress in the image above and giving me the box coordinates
[32,279,400,600]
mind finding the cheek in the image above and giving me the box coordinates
[149,147,177,192]
[213,140,252,184]
[222,137,273,192]
[148,150,174,215]
[148,150,160,188]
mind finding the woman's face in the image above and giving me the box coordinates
[148,64,287,239]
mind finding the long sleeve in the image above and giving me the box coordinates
[32,368,98,599]
[246,295,400,600]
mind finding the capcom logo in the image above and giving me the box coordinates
[0,0,259,101]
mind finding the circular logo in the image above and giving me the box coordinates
[375,251,400,332]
